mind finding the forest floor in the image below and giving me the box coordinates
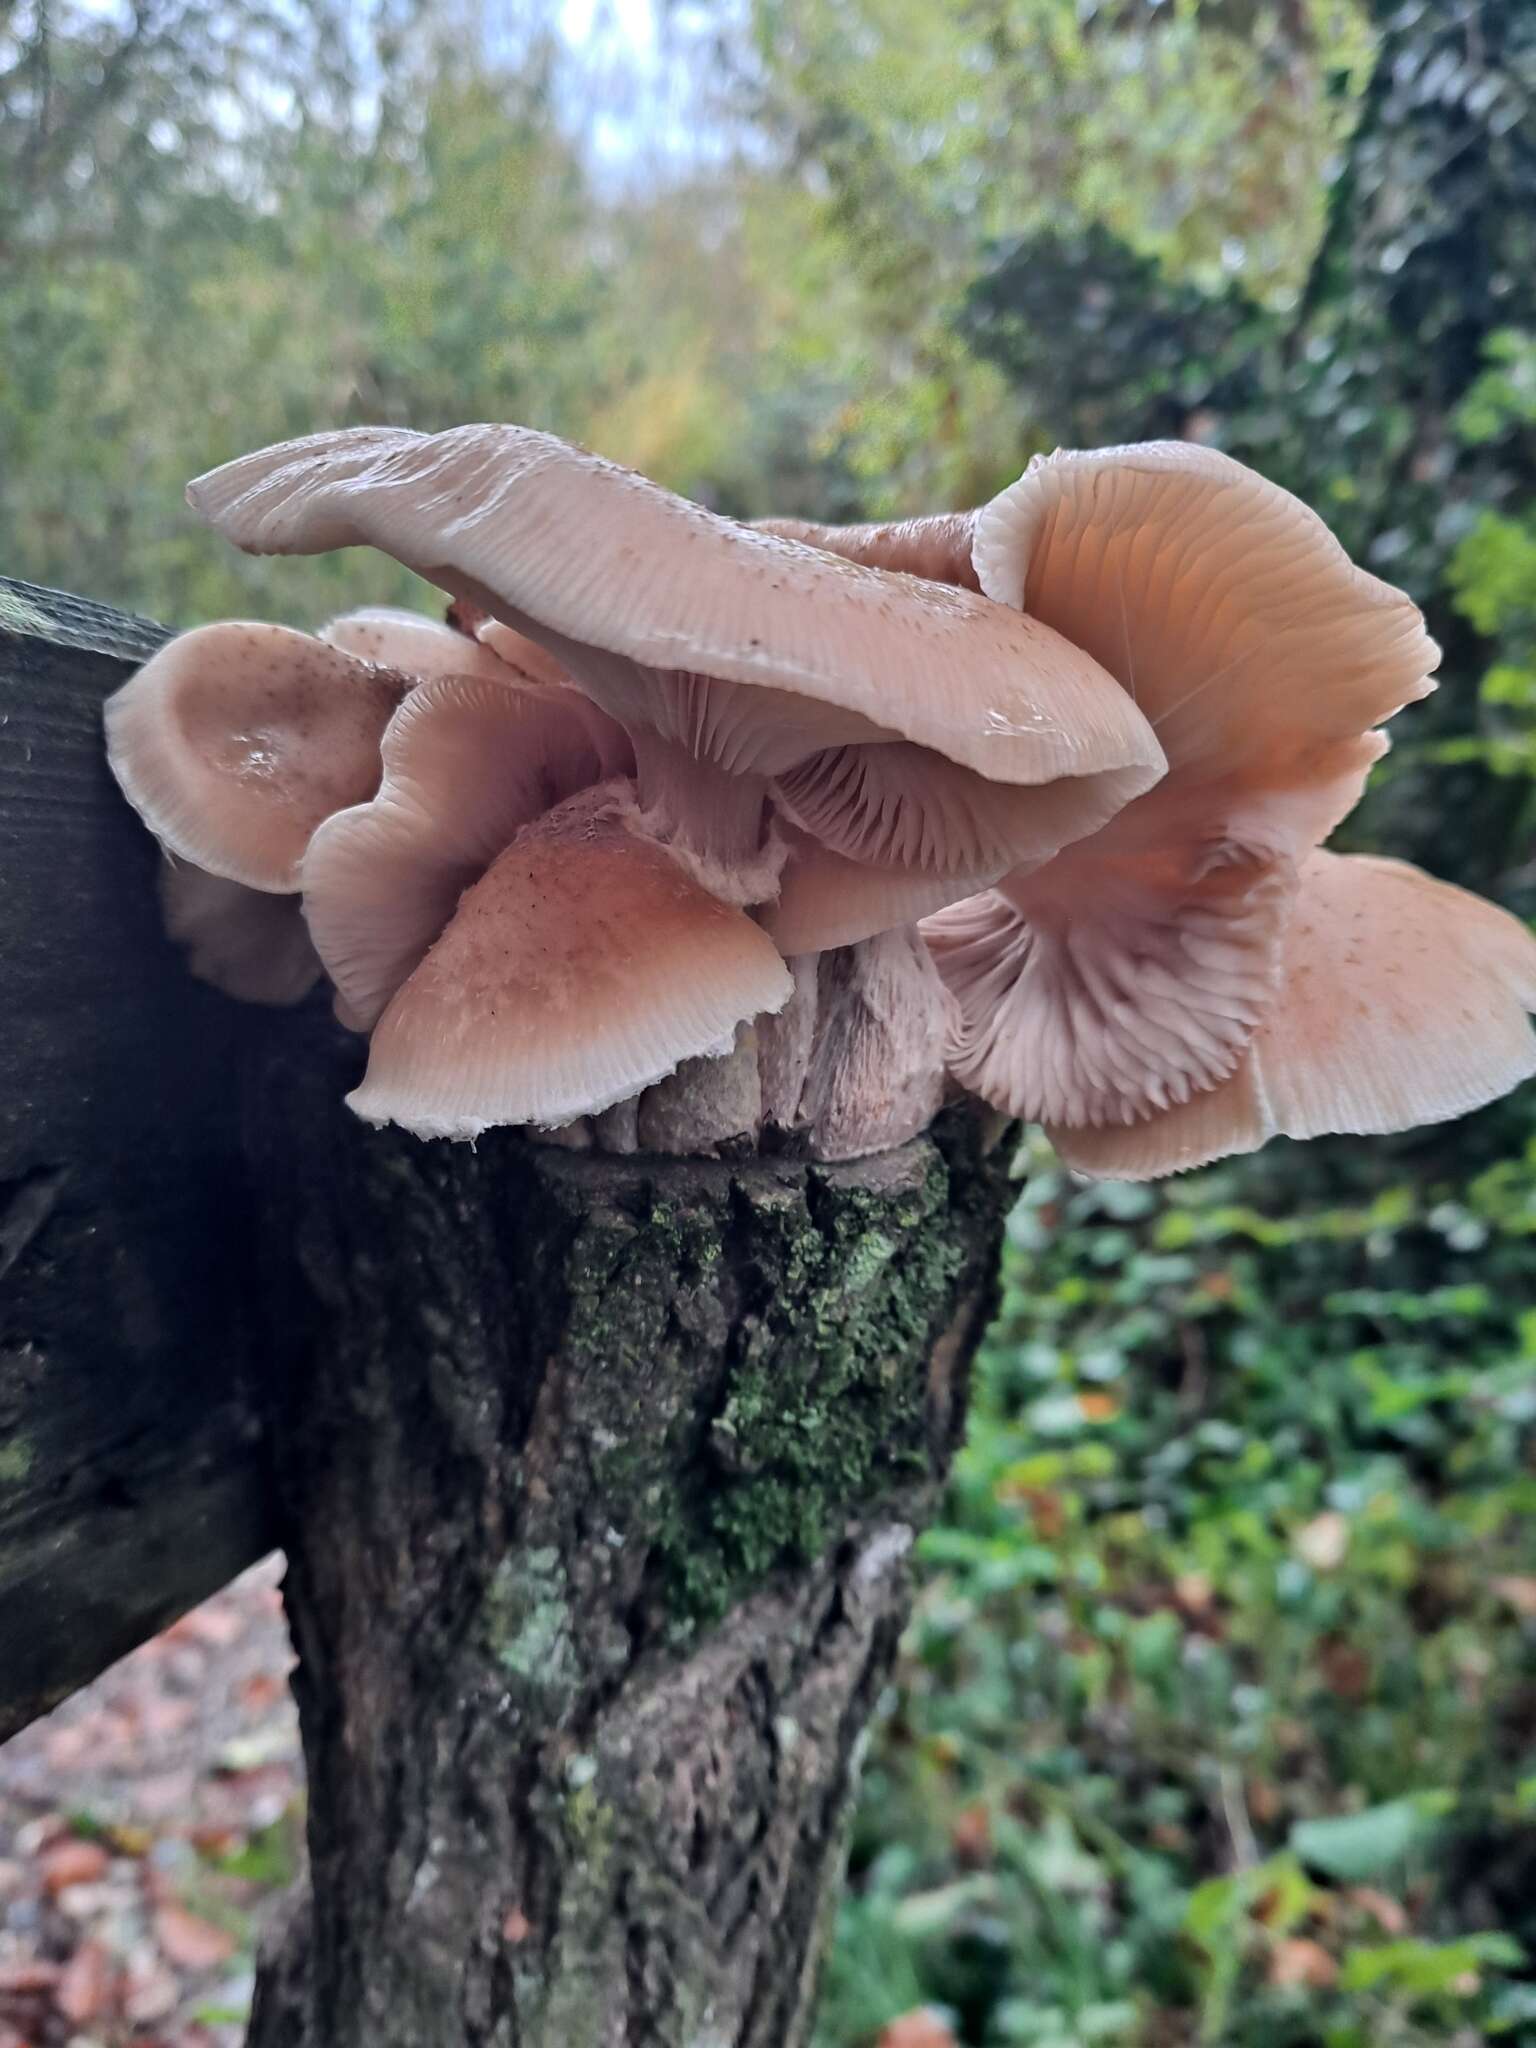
[0,1560,301,2048]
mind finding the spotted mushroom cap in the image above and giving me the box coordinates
[1047,853,1536,1177]
[105,620,408,892]
[347,783,795,1140]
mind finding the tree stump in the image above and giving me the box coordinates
[246,1014,1011,2048]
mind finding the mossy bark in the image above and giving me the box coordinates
[245,1020,1012,2048]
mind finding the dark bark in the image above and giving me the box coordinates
[0,580,274,1741]
[245,1018,1012,2048]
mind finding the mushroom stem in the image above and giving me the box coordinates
[758,954,819,1134]
[630,729,773,900]
[636,1022,763,1156]
[592,1098,641,1154]
[579,933,950,1163]
[771,926,957,1163]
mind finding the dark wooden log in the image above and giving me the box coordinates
[0,578,275,1740]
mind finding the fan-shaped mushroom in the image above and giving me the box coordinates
[300,672,619,1032]
[347,783,793,1140]
[1049,853,1536,1177]
[106,620,411,892]
[924,443,1536,1170]
[182,423,1175,1155]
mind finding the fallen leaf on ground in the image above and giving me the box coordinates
[103,1821,155,1857]
[1267,1937,1338,1990]
[123,1948,181,2023]
[133,1770,200,1820]
[42,1832,111,1893]
[56,1879,120,1920]
[878,2011,958,2048]
[0,1960,62,1996]
[56,1938,118,2024]
[188,1825,245,1860]
[138,1697,200,1741]
[13,1818,65,1859]
[45,1725,96,1770]
[154,1904,239,1972]
[236,1674,289,1716]
[168,1605,245,1650]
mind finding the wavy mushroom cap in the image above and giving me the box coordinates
[347,783,794,1140]
[760,730,1169,952]
[926,443,1441,1134]
[188,424,1156,783]
[753,511,981,589]
[302,672,609,1030]
[320,605,522,688]
[105,621,407,891]
[974,442,1436,783]
[188,425,1167,940]
[927,848,1298,1129]
[1047,853,1536,1178]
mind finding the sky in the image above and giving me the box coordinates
[554,0,742,177]
[51,0,748,194]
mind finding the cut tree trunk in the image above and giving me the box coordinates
[244,1022,1012,2048]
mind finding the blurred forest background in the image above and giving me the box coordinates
[5,0,1536,2043]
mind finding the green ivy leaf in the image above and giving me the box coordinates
[1290,1795,1453,1882]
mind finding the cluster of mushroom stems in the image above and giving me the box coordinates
[106,426,1536,1174]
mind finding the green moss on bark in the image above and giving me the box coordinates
[556,1145,972,1627]
[0,1439,34,1485]
[482,1545,580,1714]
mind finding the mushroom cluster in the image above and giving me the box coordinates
[105,426,1536,1171]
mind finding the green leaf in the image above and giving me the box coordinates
[1339,1933,1524,1998]
[1289,1796,1452,1882]
[1184,1873,1241,1945]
